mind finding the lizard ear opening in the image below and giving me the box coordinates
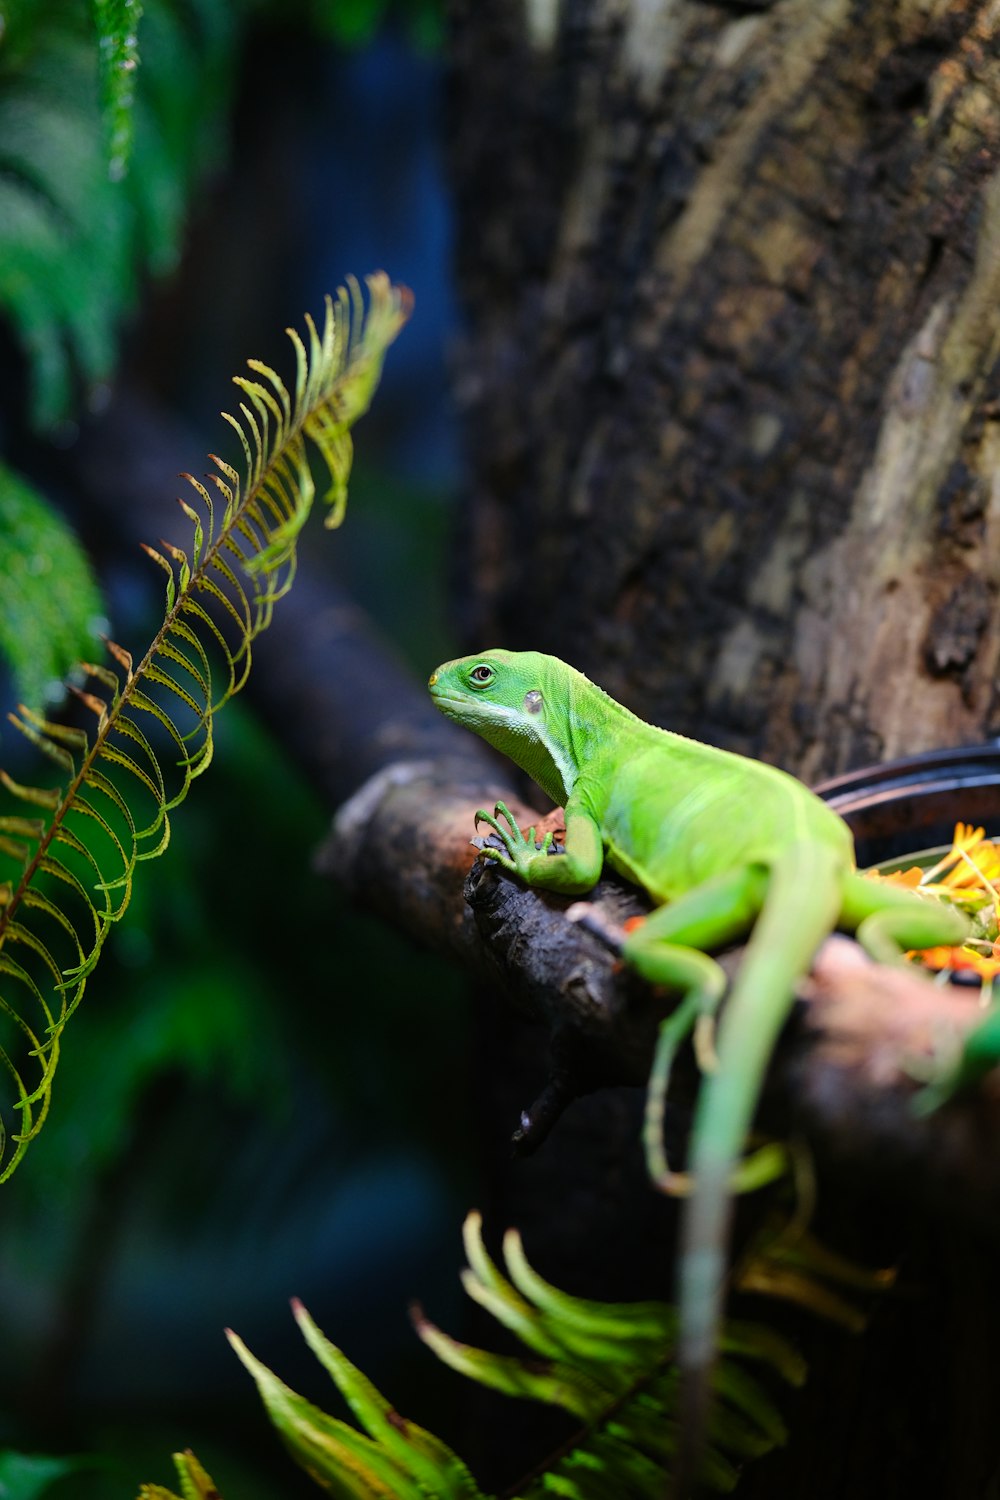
[524,690,543,714]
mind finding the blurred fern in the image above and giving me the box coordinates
[0,462,107,709]
[0,273,412,1181]
[138,1450,220,1500]
[0,0,237,723]
[0,1449,97,1497]
[93,0,145,180]
[214,1209,889,1499]
[308,0,445,49]
[0,0,237,428]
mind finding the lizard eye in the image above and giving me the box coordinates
[524,690,543,714]
[469,664,494,687]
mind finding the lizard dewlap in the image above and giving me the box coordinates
[429,647,968,1486]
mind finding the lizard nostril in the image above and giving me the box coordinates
[428,672,438,687]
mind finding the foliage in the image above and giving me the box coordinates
[0,0,436,439]
[0,1450,95,1498]
[217,1209,888,1499]
[137,1450,221,1500]
[0,0,238,430]
[0,273,411,1182]
[0,463,106,710]
[305,0,443,50]
[92,0,145,180]
[0,0,236,726]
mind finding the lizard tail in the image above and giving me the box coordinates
[672,841,844,1496]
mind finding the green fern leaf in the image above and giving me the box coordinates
[223,1207,880,1499]
[0,1450,86,1499]
[228,1328,440,1500]
[0,20,129,424]
[734,1217,896,1334]
[93,0,145,180]
[136,1449,222,1500]
[291,1299,484,1499]
[0,463,107,711]
[412,1213,805,1495]
[0,2,237,426]
[0,274,411,1181]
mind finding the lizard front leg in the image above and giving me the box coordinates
[473,799,603,894]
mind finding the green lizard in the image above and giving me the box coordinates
[428,647,968,1488]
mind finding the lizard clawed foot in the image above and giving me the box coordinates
[472,801,557,876]
[566,900,625,954]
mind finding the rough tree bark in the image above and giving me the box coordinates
[449,0,1000,779]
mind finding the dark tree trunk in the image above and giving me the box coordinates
[435,3,1000,1495]
[448,0,1000,780]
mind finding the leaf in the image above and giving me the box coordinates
[0,1,237,426]
[0,275,411,1180]
[415,1214,860,1495]
[227,1329,431,1499]
[230,1308,489,1498]
[93,0,145,180]
[735,1218,896,1334]
[135,1449,222,1500]
[0,463,106,712]
[222,1210,849,1499]
[412,1304,612,1422]
[0,1450,90,1499]
[291,1300,484,1500]
[308,0,444,50]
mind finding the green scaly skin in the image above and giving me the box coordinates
[428,648,968,1492]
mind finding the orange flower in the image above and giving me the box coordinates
[912,943,1000,980]
[923,823,1000,891]
[865,824,1000,975]
[872,866,925,889]
[866,824,1000,908]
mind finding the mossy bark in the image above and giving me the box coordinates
[448,0,1000,780]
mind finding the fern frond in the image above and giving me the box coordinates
[0,1450,95,1495]
[0,2,238,425]
[413,1212,803,1496]
[0,461,107,709]
[136,1449,221,1500]
[225,1209,886,1498]
[228,1313,488,1500]
[733,1215,896,1333]
[93,0,145,180]
[0,274,411,1181]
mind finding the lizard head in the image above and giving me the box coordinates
[428,648,580,805]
